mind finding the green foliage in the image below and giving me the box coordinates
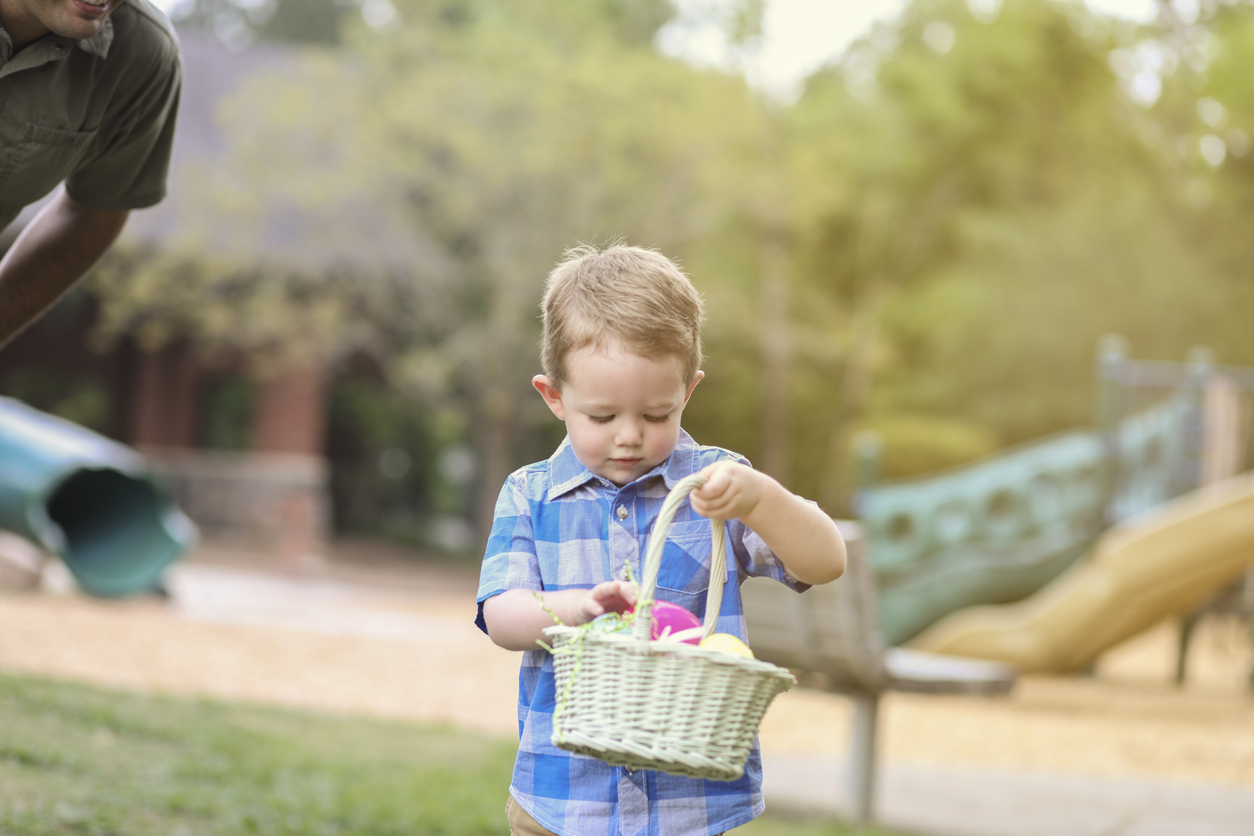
[326,377,442,543]
[170,0,348,46]
[857,413,1001,479]
[108,0,776,530]
[772,0,1251,507]
[1181,1,1254,367]
[199,375,254,451]
[0,370,109,433]
[88,0,1254,524]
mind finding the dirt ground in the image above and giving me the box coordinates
[2,538,1253,790]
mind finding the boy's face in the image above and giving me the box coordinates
[533,343,702,487]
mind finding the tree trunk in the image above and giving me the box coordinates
[759,226,791,484]
[473,400,516,549]
[822,282,886,515]
[757,115,791,485]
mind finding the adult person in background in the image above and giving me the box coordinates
[0,0,181,349]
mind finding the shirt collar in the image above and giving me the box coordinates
[660,429,701,488]
[77,17,115,58]
[0,17,112,66]
[544,429,701,502]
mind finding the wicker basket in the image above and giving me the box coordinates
[543,473,797,781]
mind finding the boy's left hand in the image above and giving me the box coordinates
[691,461,766,521]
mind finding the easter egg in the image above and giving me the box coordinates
[699,633,754,659]
[646,600,702,644]
[589,613,632,635]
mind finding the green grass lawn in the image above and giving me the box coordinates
[0,672,919,836]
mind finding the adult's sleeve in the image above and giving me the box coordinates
[66,42,182,212]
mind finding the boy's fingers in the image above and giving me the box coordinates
[694,471,727,501]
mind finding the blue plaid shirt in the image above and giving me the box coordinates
[476,430,807,836]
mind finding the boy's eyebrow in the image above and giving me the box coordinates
[582,397,682,413]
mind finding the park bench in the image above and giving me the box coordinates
[741,520,1016,823]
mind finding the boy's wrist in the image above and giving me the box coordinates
[737,470,781,529]
[573,593,595,626]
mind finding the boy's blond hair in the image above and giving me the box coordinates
[540,244,704,387]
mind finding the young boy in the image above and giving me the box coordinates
[476,244,846,836]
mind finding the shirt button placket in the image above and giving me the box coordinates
[617,767,650,836]
[609,496,635,583]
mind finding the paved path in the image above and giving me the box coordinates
[5,551,1254,836]
[763,755,1254,836]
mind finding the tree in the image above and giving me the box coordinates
[169,0,350,46]
[778,0,1232,503]
[96,1,775,537]
[1180,1,1254,365]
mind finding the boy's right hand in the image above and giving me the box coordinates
[577,580,637,625]
[483,582,639,650]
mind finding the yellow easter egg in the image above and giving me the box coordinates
[699,632,754,659]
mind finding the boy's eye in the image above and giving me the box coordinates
[644,414,670,423]
[589,415,614,424]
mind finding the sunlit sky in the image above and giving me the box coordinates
[151,0,1162,99]
[753,0,1158,98]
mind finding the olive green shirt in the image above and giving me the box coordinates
[0,0,181,233]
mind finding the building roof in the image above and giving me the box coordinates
[4,29,436,275]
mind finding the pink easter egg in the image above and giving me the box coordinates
[647,600,702,644]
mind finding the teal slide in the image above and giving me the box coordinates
[857,395,1195,645]
[0,397,198,597]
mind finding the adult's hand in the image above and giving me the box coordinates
[0,191,130,350]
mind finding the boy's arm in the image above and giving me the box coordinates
[691,461,846,586]
[482,581,637,651]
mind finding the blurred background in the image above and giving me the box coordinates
[1,0,1251,568]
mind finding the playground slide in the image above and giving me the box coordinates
[906,471,1254,673]
[0,397,198,597]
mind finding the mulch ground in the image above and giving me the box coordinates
[2,538,1252,788]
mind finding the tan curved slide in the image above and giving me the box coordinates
[907,472,1254,673]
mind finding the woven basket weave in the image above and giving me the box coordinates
[543,473,797,781]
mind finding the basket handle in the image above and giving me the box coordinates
[631,473,727,644]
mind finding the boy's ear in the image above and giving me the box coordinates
[683,370,705,403]
[533,375,566,420]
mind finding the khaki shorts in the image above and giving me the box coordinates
[506,795,558,836]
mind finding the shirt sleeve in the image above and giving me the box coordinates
[695,444,812,593]
[475,471,542,634]
[730,515,812,593]
[65,42,182,212]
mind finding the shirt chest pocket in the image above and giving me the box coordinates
[0,123,98,209]
[653,519,719,616]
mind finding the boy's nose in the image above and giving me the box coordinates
[615,419,643,447]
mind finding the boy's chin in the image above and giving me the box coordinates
[598,459,649,486]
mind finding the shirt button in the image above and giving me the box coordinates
[616,505,629,520]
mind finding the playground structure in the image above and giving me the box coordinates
[742,337,1254,823]
[0,397,198,597]
[854,337,1254,659]
[909,471,1254,671]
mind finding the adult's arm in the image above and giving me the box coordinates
[0,192,129,349]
